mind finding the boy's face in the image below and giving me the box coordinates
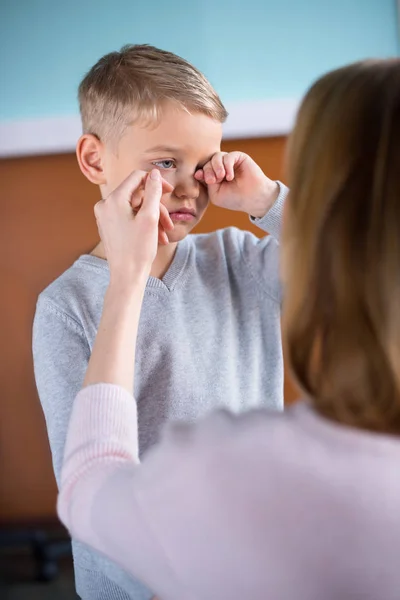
[102,103,223,243]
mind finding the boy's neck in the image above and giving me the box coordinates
[90,241,178,280]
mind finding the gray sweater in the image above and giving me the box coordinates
[32,184,286,600]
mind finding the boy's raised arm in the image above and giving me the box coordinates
[195,151,288,301]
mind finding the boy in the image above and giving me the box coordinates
[33,45,287,600]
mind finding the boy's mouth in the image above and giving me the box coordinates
[169,207,196,222]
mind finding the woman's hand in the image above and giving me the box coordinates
[85,170,174,391]
[94,169,174,283]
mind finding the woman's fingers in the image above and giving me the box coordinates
[159,203,174,231]
[138,169,163,222]
[139,170,174,246]
[158,224,169,245]
[97,169,174,252]
[158,204,173,245]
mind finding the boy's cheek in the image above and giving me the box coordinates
[200,187,210,206]
[196,196,210,221]
[160,191,173,207]
[160,170,176,187]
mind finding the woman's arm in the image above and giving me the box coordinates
[57,379,193,599]
[57,169,182,596]
[84,280,145,393]
[84,168,173,392]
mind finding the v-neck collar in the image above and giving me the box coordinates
[79,236,191,293]
[146,236,191,292]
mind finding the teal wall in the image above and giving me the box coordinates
[1,0,398,121]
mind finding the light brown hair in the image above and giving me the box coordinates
[78,44,228,143]
[283,59,400,434]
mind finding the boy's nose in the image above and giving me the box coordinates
[174,175,200,200]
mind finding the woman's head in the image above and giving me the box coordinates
[283,59,400,433]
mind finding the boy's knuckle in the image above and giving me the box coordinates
[94,201,103,217]
[140,209,157,225]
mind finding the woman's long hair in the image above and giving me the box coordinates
[283,59,400,434]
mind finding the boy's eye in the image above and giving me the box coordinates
[152,159,176,169]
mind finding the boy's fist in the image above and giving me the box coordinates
[195,151,279,218]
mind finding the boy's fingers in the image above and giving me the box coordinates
[202,162,216,185]
[211,152,227,183]
[223,153,237,181]
[194,169,204,181]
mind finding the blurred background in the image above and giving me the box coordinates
[0,1,398,598]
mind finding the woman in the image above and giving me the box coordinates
[58,60,400,600]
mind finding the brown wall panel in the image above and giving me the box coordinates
[0,136,296,523]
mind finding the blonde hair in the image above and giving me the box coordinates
[284,59,400,434]
[78,44,228,143]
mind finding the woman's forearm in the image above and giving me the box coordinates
[84,278,147,393]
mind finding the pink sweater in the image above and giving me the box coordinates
[58,384,400,600]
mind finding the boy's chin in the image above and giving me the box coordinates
[165,224,196,244]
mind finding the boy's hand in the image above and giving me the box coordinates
[195,151,279,218]
[94,169,174,281]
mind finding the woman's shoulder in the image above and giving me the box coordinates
[154,400,400,486]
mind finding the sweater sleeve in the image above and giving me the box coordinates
[228,182,288,310]
[33,297,91,484]
[250,180,288,241]
[33,298,154,600]
[235,181,288,304]
[58,384,191,599]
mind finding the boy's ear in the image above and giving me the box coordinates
[76,134,107,185]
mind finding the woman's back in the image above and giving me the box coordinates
[147,402,400,600]
[61,393,400,600]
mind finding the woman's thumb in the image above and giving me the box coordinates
[141,170,163,217]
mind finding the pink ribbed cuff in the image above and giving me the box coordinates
[61,383,139,487]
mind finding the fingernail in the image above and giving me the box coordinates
[150,169,161,180]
